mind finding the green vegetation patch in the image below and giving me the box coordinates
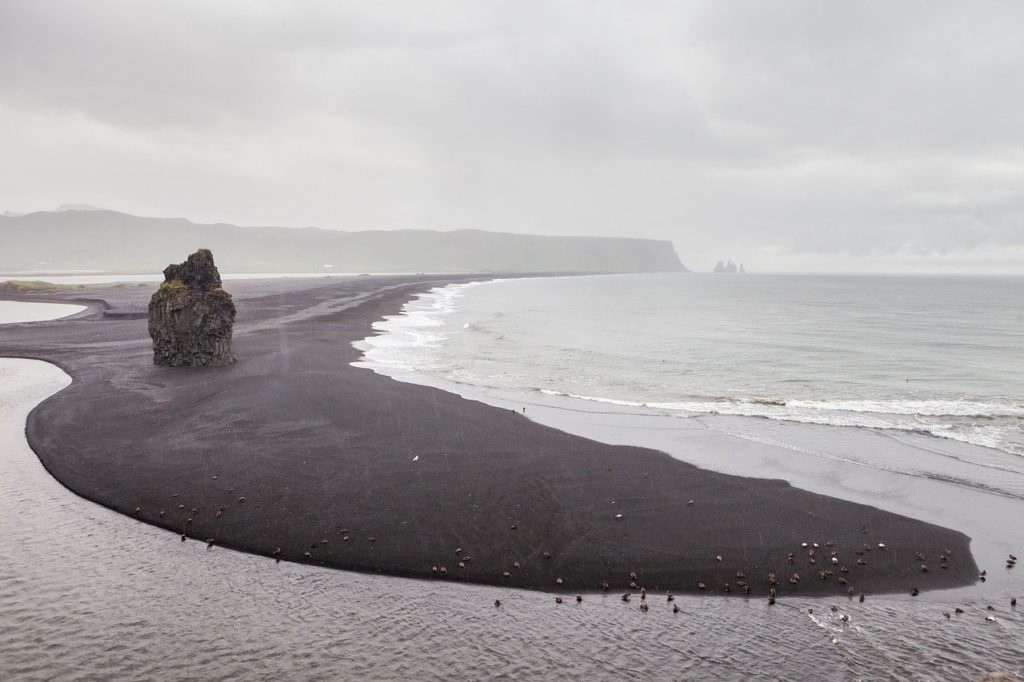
[0,280,86,295]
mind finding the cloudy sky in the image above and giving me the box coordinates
[1,1,1022,272]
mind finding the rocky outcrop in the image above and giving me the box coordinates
[148,249,236,367]
[713,260,744,274]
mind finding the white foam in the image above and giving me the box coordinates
[355,279,505,373]
[533,390,1024,455]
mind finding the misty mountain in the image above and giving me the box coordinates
[0,209,685,275]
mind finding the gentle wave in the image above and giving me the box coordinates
[535,389,1024,455]
[356,280,504,371]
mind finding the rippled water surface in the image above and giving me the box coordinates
[2,305,1023,680]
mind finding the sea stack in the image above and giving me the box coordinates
[148,248,236,367]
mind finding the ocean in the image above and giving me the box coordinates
[358,273,1024,458]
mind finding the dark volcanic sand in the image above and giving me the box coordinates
[0,275,978,596]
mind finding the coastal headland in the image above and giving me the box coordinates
[0,274,978,596]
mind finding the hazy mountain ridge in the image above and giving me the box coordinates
[1,209,686,274]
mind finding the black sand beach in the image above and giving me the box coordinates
[0,274,978,596]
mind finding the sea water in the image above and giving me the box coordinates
[359,273,1024,457]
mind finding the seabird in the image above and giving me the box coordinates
[495,599,501,607]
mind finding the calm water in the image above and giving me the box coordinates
[0,300,85,323]
[3,301,1023,680]
[361,273,1024,456]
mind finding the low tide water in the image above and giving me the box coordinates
[2,300,1023,680]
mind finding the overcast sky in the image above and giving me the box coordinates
[1,1,1022,272]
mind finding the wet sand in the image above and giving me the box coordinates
[0,274,979,596]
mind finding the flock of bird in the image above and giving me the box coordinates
[144,483,1018,622]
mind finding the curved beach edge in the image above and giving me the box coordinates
[0,274,979,597]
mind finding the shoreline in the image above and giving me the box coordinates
[0,275,980,596]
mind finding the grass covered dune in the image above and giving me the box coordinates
[0,274,977,597]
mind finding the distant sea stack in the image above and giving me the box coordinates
[148,249,236,367]
[713,260,745,274]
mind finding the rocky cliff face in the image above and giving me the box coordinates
[148,249,236,367]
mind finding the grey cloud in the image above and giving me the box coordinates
[1,0,1022,272]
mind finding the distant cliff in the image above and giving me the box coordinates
[0,209,687,275]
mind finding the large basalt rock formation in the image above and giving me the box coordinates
[148,249,236,367]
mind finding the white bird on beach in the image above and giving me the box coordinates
[412,455,419,462]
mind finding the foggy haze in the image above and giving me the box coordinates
[1,1,1022,273]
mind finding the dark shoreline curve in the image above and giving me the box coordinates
[0,274,978,596]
